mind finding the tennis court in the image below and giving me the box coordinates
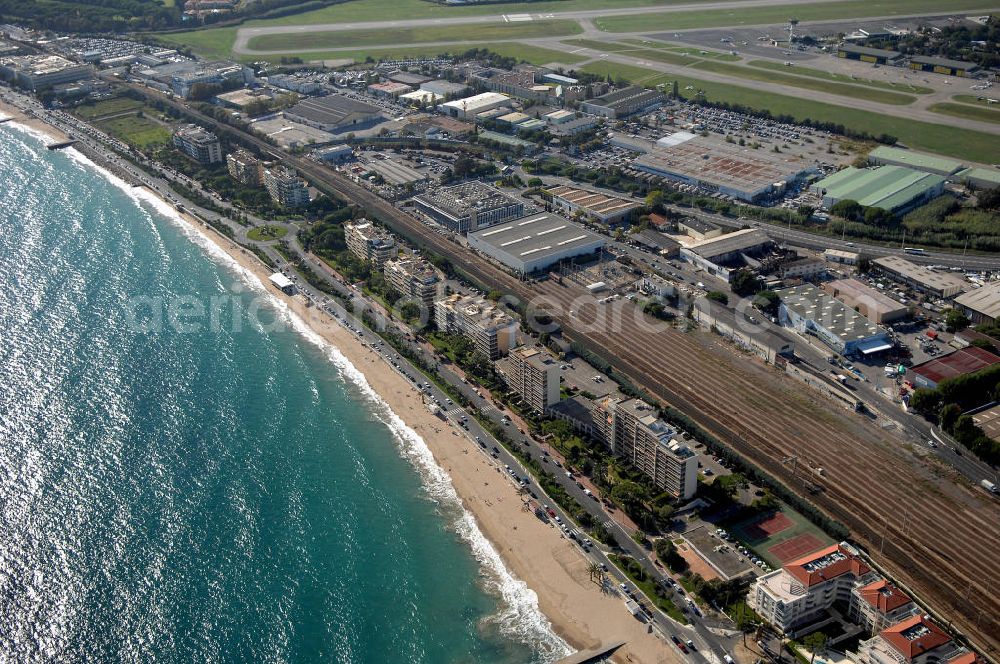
[726,503,833,568]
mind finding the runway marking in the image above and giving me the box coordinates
[504,13,534,22]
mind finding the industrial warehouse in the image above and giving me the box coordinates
[866,146,964,177]
[811,166,946,214]
[680,228,775,281]
[546,185,642,226]
[467,213,605,275]
[283,95,383,133]
[778,284,890,356]
[411,181,523,233]
[633,134,815,202]
[872,256,969,299]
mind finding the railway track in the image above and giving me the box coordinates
[122,84,1000,657]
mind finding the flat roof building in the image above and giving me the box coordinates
[384,256,440,309]
[580,86,665,119]
[284,95,382,133]
[0,55,92,90]
[367,81,412,98]
[172,124,222,164]
[811,166,945,214]
[678,217,722,241]
[345,220,396,269]
[971,403,1000,442]
[441,92,511,119]
[612,399,698,500]
[418,80,469,98]
[543,109,576,125]
[822,278,910,324]
[468,213,605,275]
[412,181,524,234]
[692,297,794,365]
[867,146,964,176]
[909,346,1000,389]
[954,281,1000,326]
[635,135,815,202]
[264,166,310,208]
[909,55,979,77]
[315,143,353,163]
[872,256,968,299]
[779,283,890,356]
[435,293,517,360]
[837,44,903,64]
[547,185,641,226]
[823,248,860,265]
[681,228,775,281]
[496,346,561,415]
[269,272,296,295]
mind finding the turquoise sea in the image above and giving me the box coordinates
[0,122,567,663]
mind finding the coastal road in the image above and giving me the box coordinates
[55,83,1000,656]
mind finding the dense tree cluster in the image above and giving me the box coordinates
[890,17,999,69]
[0,0,180,32]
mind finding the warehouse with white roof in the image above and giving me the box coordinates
[468,213,605,275]
[441,92,511,119]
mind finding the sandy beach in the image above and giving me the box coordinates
[0,99,71,143]
[0,106,681,664]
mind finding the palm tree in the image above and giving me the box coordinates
[588,562,603,584]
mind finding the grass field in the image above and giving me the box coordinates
[928,102,1000,125]
[94,115,172,149]
[725,503,833,568]
[247,225,288,241]
[225,0,759,29]
[159,27,237,60]
[748,60,933,94]
[73,97,145,120]
[595,0,1000,32]
[245,19,582,52]
[577,60,1000,162]
[691,59,916,106]
[952,94,1000,106]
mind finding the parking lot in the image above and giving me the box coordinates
[682,523,757,580]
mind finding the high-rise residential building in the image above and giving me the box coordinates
[852,615,977,664]
[172,124,222,164]
[344,221,396,269]
[226,149,262,186]
[849,579,916,635]
[434,294,517,360]
[497,346,560,414]
[383,256,440,309]
[611,399,698,500]
[263,167,310,208]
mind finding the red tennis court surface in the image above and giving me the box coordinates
[740,512,793,541]
[769,534,826,564]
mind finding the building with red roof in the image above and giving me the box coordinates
[849,579,915,633]
[854,614,974,664]
[910,346,1000,389]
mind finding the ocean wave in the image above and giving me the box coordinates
[55,146,571,662]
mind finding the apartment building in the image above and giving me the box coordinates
[611,399,698,500]
[172,124,222,164]
[384,256,440,309]
[497,346,560,414]
[852,615,976,664]
[750,543,873,635]
[849,579,916,635]
[263,167,310,208]
[344,220,396,269]
[226,148,262,186]
[434,293,517,360]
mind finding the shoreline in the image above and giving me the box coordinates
[0,109,678,663]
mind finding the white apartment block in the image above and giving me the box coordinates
[611,399,698,500]
[497,346,560,414]
[345,221,396,269]
[264,167,310,208]
[434,294,517,360]
[384,256,440,309]
[172,124,222,164]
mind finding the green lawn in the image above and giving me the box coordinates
[952,94,1000,106]
[692,59,916,106]
[928,102,1000,125]
[247,224,289,241]
[229,0,760,28]
[748,60,933,94]
[577,61,1000,162]
[595,0,1000,32]
[95,115,172,149]
[73,97,145,119]
[245,19,582,52]
[158,27,238,60]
